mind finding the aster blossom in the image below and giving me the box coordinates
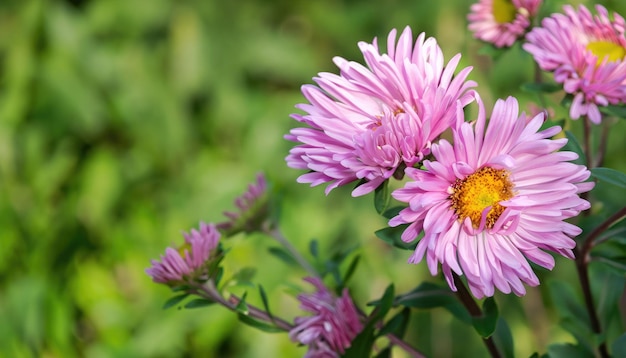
[146,222,221,285]
[289,277,363,357]
[216,173,269,235]
[389,96,594,298]
[468,0,542,48]
[285,26,476,196]
[524,4,626,124]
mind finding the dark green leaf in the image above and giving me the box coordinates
[342,254,360,287]
[374,179,390,215]
[368,284,395,323]
[236,312,283,333]
[378,307,410,338]
[547,343,594,358]
[591,256,626,275]
[520,82,562,93]
[342,324,376,358]
[493,317,514,358]
[611,333,626,358]
[235,292,248,314]
[563,131,586,166]
[592,266,625,336]
[162,293,189,310]
[258,285,273,323]
[183,298,215,309]
[268,246,299,267]
[599,104,626,118]
[471,297,498,338]
[374,346,392,358]
[309,239,319,259]
[392,282,471,324]
[382,206,405,220]
[548,281,594,352]
[590,167,626,189]
[375,225,418,251]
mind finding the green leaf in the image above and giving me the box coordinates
[471,297,498,338]
[235,292,248,314]
[162,293,189,310]
[236,312,283,333]
[374,179,390,215]
[392,282,471,324]
[382,206,404,220]
[611,333,626,358]
[309,239,319,259]
[231,267,257,287]
[378,307,410,338]
[599,104,626,118]
[591,256,626,275]
[520,82,562,93]
[548,281,594,352]
[493,318,515,358]
[547,343,594,358]
[374,346,392,358]
[342,324,376,358]
[267,246,299,267]
[258,285,273,323]
[368,284,395,323]
[183,298,215,309]
[342,254,360,287]
[563,130,586,166]
[375,225,417,251]
[591,167,626,189]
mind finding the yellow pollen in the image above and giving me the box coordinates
[449,167,514,229]
[586,40,626,65]
[492,0,517,24]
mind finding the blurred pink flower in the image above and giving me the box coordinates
[524,4,626,124]
[290,277,363,357]
[146,222,221,285]
[286,26,476,196]
[468,0,542,48]
[216,173,269,235]
[390,96,593,298]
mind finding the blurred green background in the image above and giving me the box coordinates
[1,0,625,357]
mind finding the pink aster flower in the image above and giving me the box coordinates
[290,277,363,357]
[524,4,626,124]
[468,0,542,48]
[285,26,477,196]
[389,96,594,298]
[216,173,269,235]
[146,222,221,285]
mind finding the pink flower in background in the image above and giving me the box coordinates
[390,96,593,298]
[290,277,363,357]
[146,222,221,285]
[468,0,542,48]
[285,26,476,196]
[524,4,626,124]
[217,173,269,235]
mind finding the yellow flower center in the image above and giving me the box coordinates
[586,40,626,65]
[492,0,517,24]
[450,167,514,229]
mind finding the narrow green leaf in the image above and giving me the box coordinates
[342,325,376,358]
[382,206,404,220]
[236,313,283,333]
[599,104,626,118]
[368,284,395,323]
[563,131,586,166]
[162,293,189,310]
[258,285,273,322]
[378,307,410,338]
[342,254,360,287]
[493,318,515,358]
[231,267,257,287]
[309,239,319,259]
[268,246,299,267]
[375,225,418,251]
[235,292,248,314]
[611,333,626,358]
[590,167,626,189]
[548,280,594,352]
[183,298,215,309]
[520,82,561,93]
[391,282,471,324]
[471,297,499,338]
[374,179,390,215]
[547,343,594,358]
[590,255,626,275]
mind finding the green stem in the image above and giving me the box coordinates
[452,274,502,358]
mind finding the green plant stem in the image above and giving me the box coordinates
[195,280,293,331]
[595,118,612,167]
[265,226,318,277]
[575,206,626,358]
[385,331,426,358]
[452,274,502,358]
